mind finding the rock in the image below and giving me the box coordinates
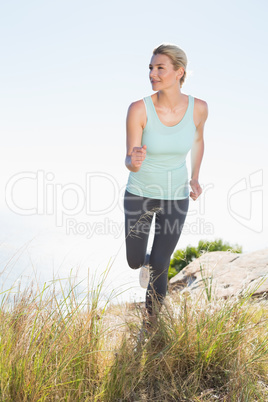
[169,249,268,299]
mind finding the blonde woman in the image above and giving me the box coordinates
[124,43,208,327]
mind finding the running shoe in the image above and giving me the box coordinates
[139,264,150,288]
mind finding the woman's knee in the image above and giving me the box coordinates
[126,253,145,270]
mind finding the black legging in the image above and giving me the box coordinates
[124,189,189,316]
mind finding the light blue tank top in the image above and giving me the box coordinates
[126,94,196,200]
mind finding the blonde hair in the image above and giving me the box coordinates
[152,43,187,87]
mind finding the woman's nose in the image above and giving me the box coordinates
[149,69,157,79]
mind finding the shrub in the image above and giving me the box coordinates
[168,238,242,280]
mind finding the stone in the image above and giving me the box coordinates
[168,249,268,299]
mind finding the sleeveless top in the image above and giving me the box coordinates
[126,94,196,200]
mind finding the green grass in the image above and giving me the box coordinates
[0,260,268,401]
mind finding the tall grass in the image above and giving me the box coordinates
[0,260,268,401]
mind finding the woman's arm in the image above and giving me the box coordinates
[190,100,208,200]
[125,100,147,172]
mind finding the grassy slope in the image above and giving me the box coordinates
[0,271,268,401]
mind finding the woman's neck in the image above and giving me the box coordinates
[156,89,185,110]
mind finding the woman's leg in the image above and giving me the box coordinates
[124,189,160,269]
[146,197,189,316]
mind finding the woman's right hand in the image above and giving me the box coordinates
[130,145,147,168]
[125,100,147,172]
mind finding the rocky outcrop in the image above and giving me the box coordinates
[169,249,268,299]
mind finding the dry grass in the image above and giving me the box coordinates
[0,261,268,401]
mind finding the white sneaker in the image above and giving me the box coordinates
[139,265,150,289]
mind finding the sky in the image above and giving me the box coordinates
[0,0,267,303]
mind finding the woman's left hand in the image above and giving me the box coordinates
[189,179,202,201]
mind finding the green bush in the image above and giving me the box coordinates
[168,238,242,280]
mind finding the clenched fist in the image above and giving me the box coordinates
[189,178,202,201]
[131,145,147,168]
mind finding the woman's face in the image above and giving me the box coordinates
[149,53,183,90]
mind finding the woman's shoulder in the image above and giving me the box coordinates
[191,96,208,126]
[128,96,148,111]
[127,98,147,128]
[192,96,208,113]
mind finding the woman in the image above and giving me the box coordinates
[124,43,208,325]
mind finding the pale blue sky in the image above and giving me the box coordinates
[0,0,267,302]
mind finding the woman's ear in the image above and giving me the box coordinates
[176,66,184,81]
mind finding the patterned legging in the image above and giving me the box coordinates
[124,189,189,316]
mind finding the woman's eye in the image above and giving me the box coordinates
[149,66,163,71]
